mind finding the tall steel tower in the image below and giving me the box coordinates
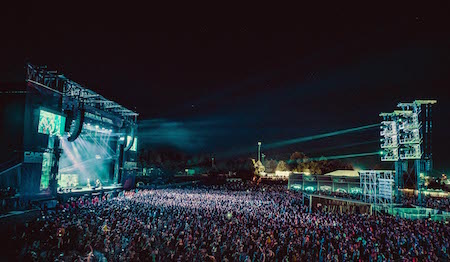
[257,141,262,162]
[380,100,436,203]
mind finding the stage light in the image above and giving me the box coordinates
[95,125,99,129]
[59,130,115,189]
[307,140,379,155]
[265,123,380,149]
[308,151,380,161]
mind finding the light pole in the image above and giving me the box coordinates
[258,141,262,162]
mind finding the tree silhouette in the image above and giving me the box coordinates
[276,160,289,171]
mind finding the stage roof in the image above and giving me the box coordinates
[26,64,138,124]
[322,170,359,177]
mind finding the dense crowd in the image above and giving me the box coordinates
[7,182,450,261]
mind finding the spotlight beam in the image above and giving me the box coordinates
[59,156,114,173]
[265,123,380,149]
[307,151,380,161]
[84,130,115,157]
[307,139,379,154]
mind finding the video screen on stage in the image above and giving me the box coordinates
[40,152,52,190]
[37,109,66,136]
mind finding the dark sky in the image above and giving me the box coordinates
[1,5,449,172]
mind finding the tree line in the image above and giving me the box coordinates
[264,151,353,174]
[138,148,353,177]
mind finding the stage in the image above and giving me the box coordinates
[9,64,139,199]
[57,184,123,201]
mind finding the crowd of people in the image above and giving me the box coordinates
[6,182,450,261]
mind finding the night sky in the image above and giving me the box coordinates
[1,5,449,172]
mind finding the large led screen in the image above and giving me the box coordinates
[37,109,66,136]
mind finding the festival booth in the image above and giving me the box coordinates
[288,170,361,194]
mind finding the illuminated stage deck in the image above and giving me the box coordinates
[57,184,123,200]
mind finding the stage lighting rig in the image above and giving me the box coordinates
[380,100,436,203]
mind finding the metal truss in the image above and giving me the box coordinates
[380,100,436,203]
[26,64,138,125]
[380,113,399,161]
[360,170,394,205]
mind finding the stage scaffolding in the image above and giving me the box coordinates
[360,170,394,205]
[380,100,436,204]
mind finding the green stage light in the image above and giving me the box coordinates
[308,151,380,161]
[307,140,379,154]
[265,123,380,149]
